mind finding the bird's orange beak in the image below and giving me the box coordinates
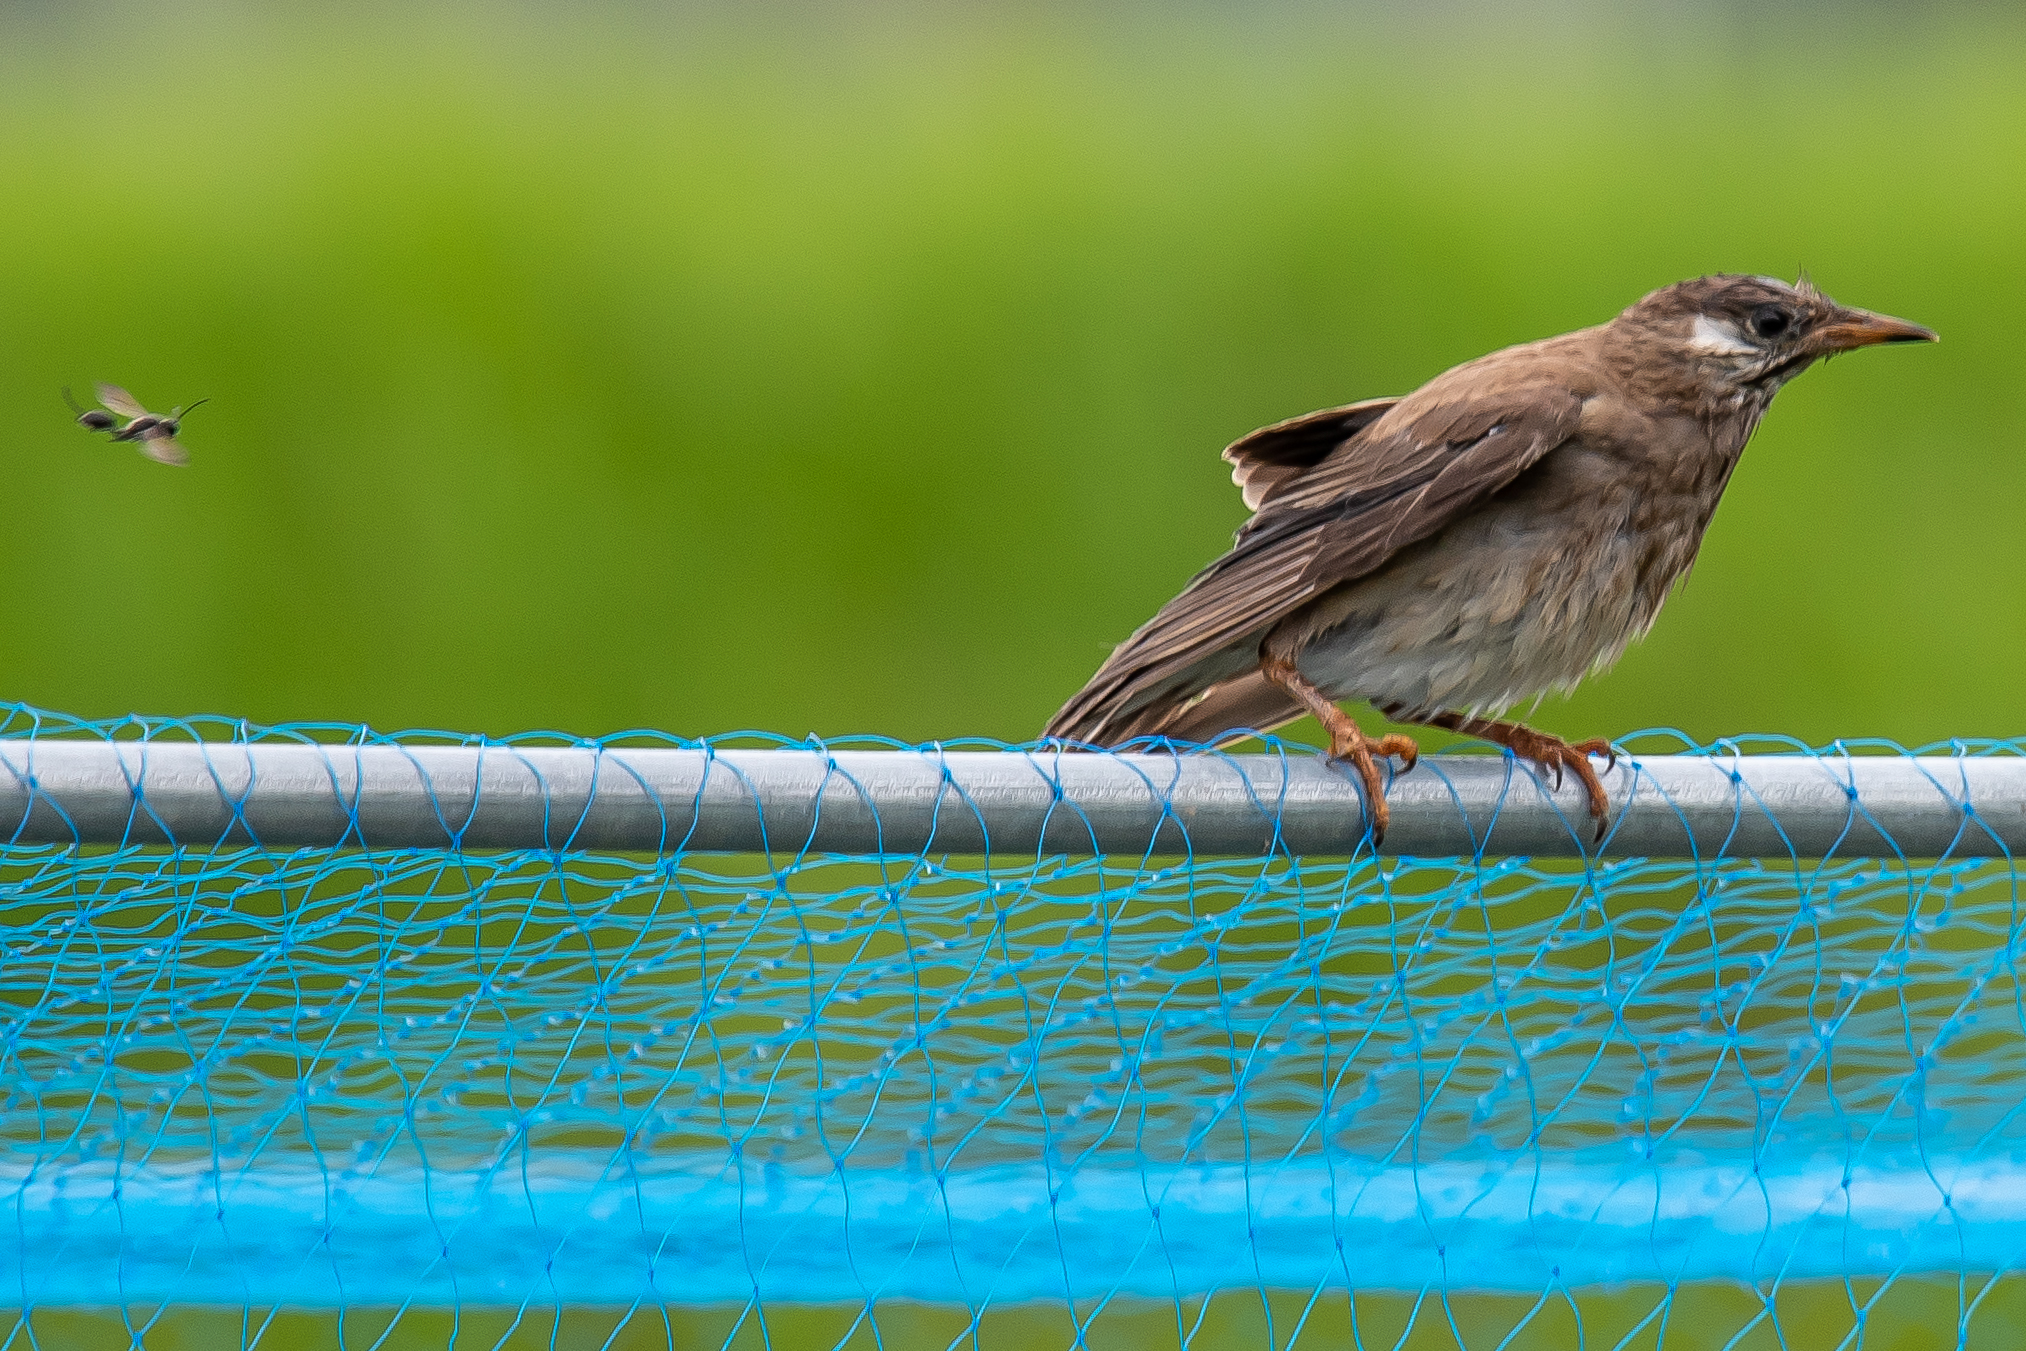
[1813,307,1938,353]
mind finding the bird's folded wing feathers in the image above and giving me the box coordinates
[1279,385,1585,586]
[1046,383,1584,743]
[1222,396,1399,510]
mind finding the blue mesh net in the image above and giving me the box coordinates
[3,705,2024,1349]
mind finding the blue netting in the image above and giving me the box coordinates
[3,706,2024,1349]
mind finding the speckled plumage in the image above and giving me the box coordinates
[1045,274,1934,835]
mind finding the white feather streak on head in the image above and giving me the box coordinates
[1687,314,1755,357]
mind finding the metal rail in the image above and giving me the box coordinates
[0,740,2018,858]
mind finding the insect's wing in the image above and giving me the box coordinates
[95,384,149,418]
[140,432,189,467]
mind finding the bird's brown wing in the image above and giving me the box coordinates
[1045,383,1584,744]
[1260,383,1587,583]
[1222,396,1399,510]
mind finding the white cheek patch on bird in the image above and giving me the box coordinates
[1687,314,1755,357]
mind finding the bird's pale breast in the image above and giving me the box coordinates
[1291,413,1730,717]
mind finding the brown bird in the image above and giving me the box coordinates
[1044,274,1935,841]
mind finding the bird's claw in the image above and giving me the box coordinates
[1372,733,1420,772]
[1570,737,1619,773]
[1325,731,1421,847]
[1507,733,1617,844]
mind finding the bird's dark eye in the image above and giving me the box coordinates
[1750,305,1791,340]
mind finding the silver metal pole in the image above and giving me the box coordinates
[0,740,2017,858]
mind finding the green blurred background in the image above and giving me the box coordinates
[0,1,2018,752]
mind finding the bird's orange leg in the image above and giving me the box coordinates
[1381,705,1617,841]
[1260,654,1418,843]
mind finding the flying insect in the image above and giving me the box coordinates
[65,384,205,466]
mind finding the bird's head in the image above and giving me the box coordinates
[1613,274,1935,410]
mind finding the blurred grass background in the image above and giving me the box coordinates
[0,3,2019,749]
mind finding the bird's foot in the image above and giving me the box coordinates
[1321,715,1419,845]
[1503,729,1618,841]
[1256,652,1417,845]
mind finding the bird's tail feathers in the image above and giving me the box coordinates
[1143,668,1304,746]
[1044,663,1301,750]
